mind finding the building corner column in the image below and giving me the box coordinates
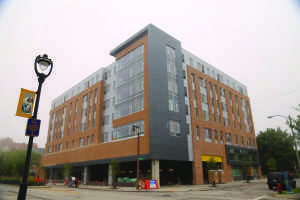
[83,166,89,184]
[108,164,113,186]
[151,159,160,186]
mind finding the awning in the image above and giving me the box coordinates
[202,155,223,162]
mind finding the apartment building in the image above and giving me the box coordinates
[41,24,261,185]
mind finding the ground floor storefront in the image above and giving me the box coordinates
[44,157,261,186]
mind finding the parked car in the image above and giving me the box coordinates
[267,172,296,190]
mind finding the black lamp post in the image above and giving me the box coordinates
[17,54,53,200]
[267,115,300,169]
[132,125,140,190]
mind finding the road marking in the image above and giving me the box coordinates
[252,196,266,200]
[41,188,80,194]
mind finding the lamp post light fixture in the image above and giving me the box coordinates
[132,125,140,190]
[267,114,300,169]
[17,54,53,200]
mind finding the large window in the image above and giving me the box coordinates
[226,133,232,144]
[60,107,66,138]
[166,46,179,112]
[79,137,85,147]
[247,138,252,148]
[49,112,55,142]
[209,83,216,122]
[80,95,88,132]
[113,120,144,141]
[168,120,181,136]
[241,98,250,133]
[68,103,72,136]
[199,78,209,121]
[204,128,212,142]
[220,87,229,127]
[115,45,144,119]
[74,100,78,134]
[93,89,97,128]
[214,130,218,144]
[196,126,200,140]
[88,91,93,129]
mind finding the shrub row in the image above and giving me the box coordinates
[0,176,44,186]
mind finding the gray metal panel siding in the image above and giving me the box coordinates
[147,25,189,161]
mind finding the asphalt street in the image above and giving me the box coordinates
[0,180,299,200]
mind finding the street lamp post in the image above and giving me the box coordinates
[17,54,53,200]
[132,125,140,190]
[267,114,300,169]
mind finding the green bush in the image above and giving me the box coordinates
[0,176,43,186]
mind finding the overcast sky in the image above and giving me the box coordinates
[0,0,299,147]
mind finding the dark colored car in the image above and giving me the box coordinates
[267,172,296,190]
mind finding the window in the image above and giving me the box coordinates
[88,91,93,128]
[49,112,55,142]
[204,128,212,142]
[115,45,144,118]
[93,89,98,127]
[185,105,189,115]
[80,95,88,132]
[169,120,181,136]
[68,103,72,136]
[79,137,85,147]
[72,140,75,149]
[58,143,62,152]
[196,126,200,140]
[253,139,255,148]
[226,133,232,144]
[247,138,252,148]
[214,130,218,144]
[209,83,216,122]
[113,120,144,141]
[74,100,78,134]
[189,57,194,66]
[187,124,190,135]
[91,135,95,144]
[60,107,66,138]
[235,135,238,145]
[241,136,244,146]
[199,77,209,121]
[48,146,51,153]
[102,115,109,126]
[220,131,224,144]
[167,46,179,112]
[87,136,90,145]
[66,142,69,150]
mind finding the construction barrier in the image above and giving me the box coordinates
[141,180,159,189]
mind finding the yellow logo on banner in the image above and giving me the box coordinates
[16,88,36,118]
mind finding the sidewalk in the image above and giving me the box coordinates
[50,178,267,192]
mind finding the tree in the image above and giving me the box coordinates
[241,156,251,182]
[109,159,120,189]
[206,157,218,186]
[256,128,296,174]
[0,150,41,177]
[266,158,278,171]
[207,157,218,171]
[63,161,72,183]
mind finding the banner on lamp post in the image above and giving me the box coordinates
[16,88,36,118]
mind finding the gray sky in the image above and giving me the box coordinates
[0,0,299,147]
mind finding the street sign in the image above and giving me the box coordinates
[25,118,41,137]
[16,88,36,118]
[139,158,144,160]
